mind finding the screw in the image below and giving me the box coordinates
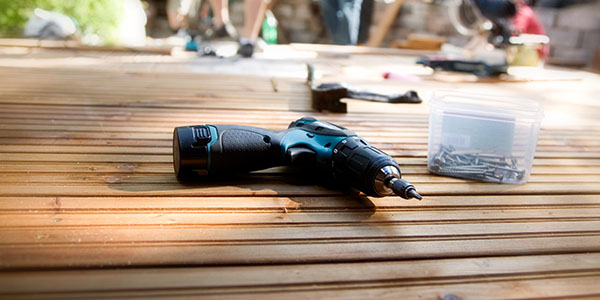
[470,153,506,160]
[429,145,529,183]
[479,159,511,168]
[444,154,463,165]
[433,146,450,159]
[435,165,490,176]
[432,146,452,166]
[494,165,525,174]
[485,171,504,182]
[441,165,490,170]
[454,155,464,164]
[485,166,525,182]
[510,157,519,169]
[455,153,475,163]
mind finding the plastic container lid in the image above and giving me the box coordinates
[430,91,544,121]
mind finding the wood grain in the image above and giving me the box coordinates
[0,56,599,299]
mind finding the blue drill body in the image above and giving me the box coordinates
[173,117,421,200]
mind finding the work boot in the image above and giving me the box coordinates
[237,42,254,58]
[214,22,238,40]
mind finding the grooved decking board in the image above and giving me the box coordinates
[1,253,599,299]
[0,53,599,299]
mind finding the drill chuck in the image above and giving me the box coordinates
[331,136,421,200]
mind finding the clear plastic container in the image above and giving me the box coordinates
[427,91,544,184]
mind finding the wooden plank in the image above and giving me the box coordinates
[1,173,599,184]
[290,43,435,56]
[0,163,594,176]
[0,182,599,197]
[0,38,175,55]
[0,153,172,163]
[2,207,600,227]
[0,67,314,111]
[2,144,600,157]
[0,162,173,174]
[2,235,600,268]
[0,96,311,112]
[0,253,599,294]
[77,275,598,300]
[4,132,595,151]
[3,221,600,245]
[2,274,600,299]
[2,149,599,160]
[1,195,600,210]
[0,101,598,137]
[5,129,597,147]
[3,127,597,148]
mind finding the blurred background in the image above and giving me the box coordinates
[0,0,598,68]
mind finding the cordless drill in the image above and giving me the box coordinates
[173,117,421,200]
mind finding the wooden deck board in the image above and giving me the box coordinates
[2,253,599,298]
[1,48,599,299]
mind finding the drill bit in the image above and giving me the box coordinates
[387,177,422,200]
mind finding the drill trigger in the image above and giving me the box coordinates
[286,147,316,165]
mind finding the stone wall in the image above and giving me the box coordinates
[534,1,600,66]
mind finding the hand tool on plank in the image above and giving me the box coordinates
[174,117,422,200]
[307,63,422,113]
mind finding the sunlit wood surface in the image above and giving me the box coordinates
[1,45,599,299]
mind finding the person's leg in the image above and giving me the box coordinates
[341,0,362,45]
[167,0,187,30]
[167,0,203,32]
[209,0,237,38]
[238,0,268,57]
[208,0,230,28]
[357,0,373,44]
[320,0,357,45]
[320,0,341,44]
[219,0,231,26]
[185,0,203,33]
[242,0,268,42]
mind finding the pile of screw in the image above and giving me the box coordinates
[429,145,526,183]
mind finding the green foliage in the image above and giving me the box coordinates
[0,0,124,44]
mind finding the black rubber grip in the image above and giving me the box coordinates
[209,125,284,174]
[346,89,422,104]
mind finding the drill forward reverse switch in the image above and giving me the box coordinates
[173,117,422,200]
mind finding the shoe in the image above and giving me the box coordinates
[237,42,254,58]
[185,36,198,52]
[214,22,238,40]
[199,45,216,56]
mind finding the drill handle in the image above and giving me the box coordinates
[208,125,284,174]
